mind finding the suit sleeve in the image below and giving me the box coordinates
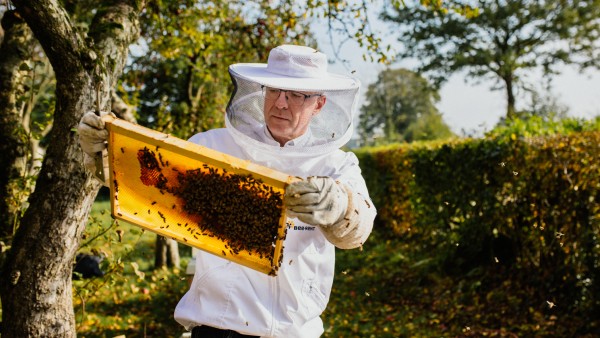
[320,152,376,249]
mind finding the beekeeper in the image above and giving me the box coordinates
[78,44,376,338]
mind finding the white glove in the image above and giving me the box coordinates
[284,176,349,227]
[78,111,111,185]
[78,111,109,156]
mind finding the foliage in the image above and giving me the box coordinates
[403,109,455,142]
[354,129,600,335]
[121,0,315,138]
[353,143,417,235]
[358,68,454,145]
[381,0,600,119]
[488,113,600,139]
[73,199,190,337]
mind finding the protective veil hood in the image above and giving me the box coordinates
[225,45,361,160]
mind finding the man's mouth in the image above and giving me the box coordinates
[271,115,288,121]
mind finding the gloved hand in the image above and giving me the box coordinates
[78,111,109,156]
[284,176,349,227]
[78,111,110,185]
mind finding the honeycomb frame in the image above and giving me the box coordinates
[104,116,296,276]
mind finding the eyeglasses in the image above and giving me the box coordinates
[261,86,322,107]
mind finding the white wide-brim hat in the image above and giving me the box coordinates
[229,45,359,92]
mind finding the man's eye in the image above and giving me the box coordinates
[290,92,304,98]
[267,88,280,95]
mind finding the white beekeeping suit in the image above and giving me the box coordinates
[77,44,376,338]
[174,45,376,338]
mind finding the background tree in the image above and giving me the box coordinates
[358,67,453,145]
[382,0,600,120]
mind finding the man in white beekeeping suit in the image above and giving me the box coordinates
[78,44,376,338]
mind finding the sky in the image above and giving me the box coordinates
[311,6,600,137]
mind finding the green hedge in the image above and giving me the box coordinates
[354,131,600,333]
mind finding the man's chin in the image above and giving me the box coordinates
[268,121,290,133]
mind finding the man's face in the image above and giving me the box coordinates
[263,87,326,146]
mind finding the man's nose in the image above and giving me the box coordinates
[275,91,289,109]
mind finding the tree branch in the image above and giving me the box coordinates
[12,0,86,82]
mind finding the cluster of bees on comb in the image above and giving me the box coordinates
[135,146,286,266]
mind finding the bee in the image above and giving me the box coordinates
[116,229,123,242]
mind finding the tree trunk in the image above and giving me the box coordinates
[504,74,516,121]
[0,1,140,337]
[155,235,181,269]
[0,10,34,241]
